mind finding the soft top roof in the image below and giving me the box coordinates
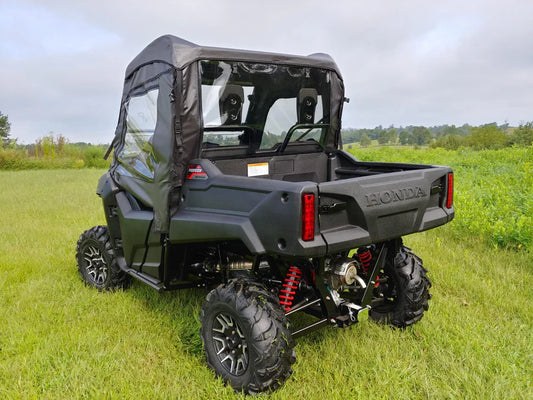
[126,34,342,79]
[114,35,345,233]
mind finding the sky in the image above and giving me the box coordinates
[1,0,532,144]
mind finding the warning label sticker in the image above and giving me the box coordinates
[247,162,269,177]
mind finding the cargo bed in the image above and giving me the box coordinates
[171,148,454,257]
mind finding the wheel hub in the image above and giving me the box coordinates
[83,245,108,285]
[211,313,248,376]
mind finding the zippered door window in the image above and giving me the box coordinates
[117,88,159,180]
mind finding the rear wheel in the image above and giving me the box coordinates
[200,279,295,394]
[75,225,130,290]
[370,245,431,328]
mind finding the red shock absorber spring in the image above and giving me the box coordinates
[279,266,303,312]
[357,248,372,275]
[358,248,380,287]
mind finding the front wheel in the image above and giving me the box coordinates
[200,279,295,394]
[370,245,431,328]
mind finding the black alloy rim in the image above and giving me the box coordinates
[211,312,249,376]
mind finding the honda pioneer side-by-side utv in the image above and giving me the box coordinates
[76,35,454,394]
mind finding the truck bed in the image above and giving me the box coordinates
[169,148,454,257]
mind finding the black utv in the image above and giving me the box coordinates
[76,35,454,394]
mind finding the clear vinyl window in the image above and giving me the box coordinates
[118,88,158,180]
[262,95,324,149]
[200,60,331,152]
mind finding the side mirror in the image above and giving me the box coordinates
[219,85,244,125]
[297,88,317,124]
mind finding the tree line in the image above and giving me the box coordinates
[342,122,533,149]
[1,109,532,170]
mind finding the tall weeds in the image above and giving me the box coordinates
[349,146,533,251]
[0,134,110,169]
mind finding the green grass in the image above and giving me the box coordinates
[349,146,533,250]
[1,169,532,399]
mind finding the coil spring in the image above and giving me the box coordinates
[358,249,372,275]
[279,266,303,312]
[358,248,380,287]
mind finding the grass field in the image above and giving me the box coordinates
[0,161,531,399]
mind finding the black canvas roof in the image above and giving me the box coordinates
[126,34,342,79]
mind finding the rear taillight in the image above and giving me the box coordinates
[446,173,454,209]
[187,164,208,180]
[302,193,315,241]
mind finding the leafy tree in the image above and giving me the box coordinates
[464,125,508,150]
[1,111,11,146]
[377,130,389,145]
[430,134,464,150]
[369,125,384,140]
[509,122,533,147]
[387,128,397,144]
[360,134,371,147]
[411,126,432,145]
[377,128,398,145]
[341,128,362,144]
[399,130,409,145]
[442,125,463,137]
[56,134,67,155]
[42,135,56,158]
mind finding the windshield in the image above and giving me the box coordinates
[200,60,331,152]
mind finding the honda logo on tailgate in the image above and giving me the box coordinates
[365,186,426,207]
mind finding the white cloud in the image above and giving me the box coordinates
[0,1,120,59]
[1,0,532,143]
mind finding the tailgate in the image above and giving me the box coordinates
[318,166,454,252]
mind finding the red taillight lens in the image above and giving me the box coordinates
[446,173,454,209]
[187,164,208,180]
[302,193,315,241]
